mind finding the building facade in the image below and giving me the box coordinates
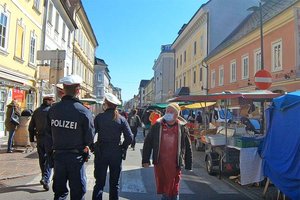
[205,0,300,94]
[0,0,44,136]
[70,0,98,98]
[172,0,258,96]
[138,80,150,108]
[94,57,110,103]
[38,0,77,101]
[144,77,154,106]
[153,44,175,103]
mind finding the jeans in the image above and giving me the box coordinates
[7,130,15,151]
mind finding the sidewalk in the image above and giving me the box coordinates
[0,136,40,180]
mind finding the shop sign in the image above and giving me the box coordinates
[12,88,25,101]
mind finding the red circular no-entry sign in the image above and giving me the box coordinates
[254,69,272,90]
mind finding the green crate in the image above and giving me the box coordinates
[236,137,262,148]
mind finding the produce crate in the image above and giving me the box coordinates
[235,137,263,148]
[200,128,217,135]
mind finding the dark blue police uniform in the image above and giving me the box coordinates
[92,108,133,200]
[29,103,52,188]
[47,95,95,200]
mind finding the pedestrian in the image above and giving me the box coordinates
[46,74,95,200]
[92,92,133,200]
[142,102,193,200]
[196,111,202,124]
[128,109,141,150]
[28,93,55,191]
[5,99,21,153]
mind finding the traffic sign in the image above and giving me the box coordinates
[254,69,272,90]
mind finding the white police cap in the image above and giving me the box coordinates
[59,74,83,85]
[105,93,121,106]
[42,93,55,99]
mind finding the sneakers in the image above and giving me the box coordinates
[6,150,13,153]
[40,179,49,191]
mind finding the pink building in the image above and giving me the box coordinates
[205,0,300,94]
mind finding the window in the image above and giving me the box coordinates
[211,70,216,88]
[62,23,66,41]
[176,58,178,68]
[67,30,71,47]
[0,9,9,50]
[219,66,224,86]
[272,40,282,72]
[193,69,196,84]
[199,67,203,82]
[29,31,36,64]
[200,35,204,53]
[183,75,186,86]
[184,51,186,63]
[179,79,182,87]
[180,54,182,66]
[55,12,59,33]
[47,2,53,25]
[254,49,261,73]
[242,55,249,79]
[230,60,236,82]
[194,41,197,55]
[33,0,40,11]
[97,73,102,82]
[15,19,25,60]
[26,93,34,111]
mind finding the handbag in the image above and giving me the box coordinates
[10,107,20,126]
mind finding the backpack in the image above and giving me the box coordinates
[130,115,137,127]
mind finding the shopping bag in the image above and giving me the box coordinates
[10,107,20,126]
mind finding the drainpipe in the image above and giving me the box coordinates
[201,60,209,131]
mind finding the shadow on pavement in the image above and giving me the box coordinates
[0,183,47,194]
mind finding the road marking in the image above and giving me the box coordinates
[121,165,146,193]
[86,164,95,191]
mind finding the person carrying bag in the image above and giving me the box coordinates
[5,100,21,153]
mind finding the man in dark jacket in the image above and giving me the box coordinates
[29,94,55,191]
[47,74,95,200]
[142,102,192,200]
[128,109,141,150]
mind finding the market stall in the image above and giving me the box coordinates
[261,91,300,200]
[168,90,281,184]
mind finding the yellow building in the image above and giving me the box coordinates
[144,77,154,106]
[71,1,98,98]
[0,0,43,136]
[172,0,258,96]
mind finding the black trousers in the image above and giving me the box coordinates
[93,145,122,200]
[130,127,138,148]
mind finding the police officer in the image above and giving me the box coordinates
[47,74,95,200]
[92,93,133,200]
[29,93,55,191]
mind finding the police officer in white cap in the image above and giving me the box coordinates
[29,93,55,191]
[92,92,133,200]
[46,74,95,200]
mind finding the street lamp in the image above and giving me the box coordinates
[248,0,269,134]
[248,0,269,70]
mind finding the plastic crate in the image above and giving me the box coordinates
[235,137,262,148]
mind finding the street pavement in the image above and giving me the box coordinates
[0,131,279,199]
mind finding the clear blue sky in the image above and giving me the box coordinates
[82,0,208,102]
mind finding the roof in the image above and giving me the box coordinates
[204,0,298,61]
[168,90,282,102]
[139,80,150,88]
[172,0,210,47]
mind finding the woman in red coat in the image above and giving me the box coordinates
[142,103,192,200]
